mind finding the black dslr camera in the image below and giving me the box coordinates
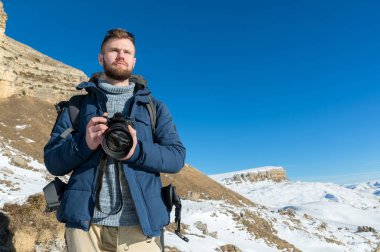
[101,112,135,159]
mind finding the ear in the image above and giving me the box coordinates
[98,53,104,66]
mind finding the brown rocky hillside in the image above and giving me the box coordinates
[0,96,59,163]
[162,165,254,206]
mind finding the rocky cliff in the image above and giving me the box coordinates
[0,1,87,103]
[0,1,6,34]
[217,167,288,185]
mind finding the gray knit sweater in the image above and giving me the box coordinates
[92,80,139,226]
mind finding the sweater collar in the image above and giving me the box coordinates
[97,79,135,95]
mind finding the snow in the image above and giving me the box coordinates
[15,124,30,130]
[20,136,36,143]
[0,145,49,208]
[165,200,279,252]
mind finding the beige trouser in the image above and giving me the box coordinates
[65,225,162,252]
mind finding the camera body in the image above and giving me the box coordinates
[101,112,134,159]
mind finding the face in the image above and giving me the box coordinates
[98,38,136,81]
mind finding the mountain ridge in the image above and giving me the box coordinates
[210,166,287,184]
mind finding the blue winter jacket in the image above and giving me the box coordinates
[44,80,186,237]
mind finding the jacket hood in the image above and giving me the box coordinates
[76,72,151,97]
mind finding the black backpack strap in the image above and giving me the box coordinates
[59,94,86,139]
[162,185,189,242]
[131,75,157,137]
[146,95,157,136]
[160,229,165,252]
[171,186,189,242]
[51,101,69,136]
[68,95,85,131]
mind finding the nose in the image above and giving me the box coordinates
[116,51,126,59]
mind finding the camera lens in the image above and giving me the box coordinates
[102,126,133,159]
[106,130,131,152]
[101,113,134,159]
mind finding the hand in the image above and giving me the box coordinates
[86,113,108,150]
[119,125,137,160]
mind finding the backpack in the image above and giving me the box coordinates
[44,74,188,244]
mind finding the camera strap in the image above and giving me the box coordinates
[95,152,123,215]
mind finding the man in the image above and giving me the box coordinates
[44,28,186,252]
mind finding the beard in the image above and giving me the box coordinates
[103,60,133,81]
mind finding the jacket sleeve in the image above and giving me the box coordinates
[126,101,186,174]
[44,108,95,176]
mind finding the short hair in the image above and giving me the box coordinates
[100,28,135,53]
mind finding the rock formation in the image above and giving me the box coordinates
[222,167,287,184]
[0,1,6,34]
[0,1,87,103]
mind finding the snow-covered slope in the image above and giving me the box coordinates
[210,167,380,252]
[165,200,280,252]
[0,137,50,208]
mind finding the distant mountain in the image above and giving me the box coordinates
[345,181,380,197]
[210,166,287,184]
[210,167,380,252]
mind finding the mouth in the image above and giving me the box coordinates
[113,62,128,67]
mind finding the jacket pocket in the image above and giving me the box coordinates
[144,194,170,230]
[57,189,94,225]
[135,172,169,231]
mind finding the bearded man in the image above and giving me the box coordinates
[44,28,186,252]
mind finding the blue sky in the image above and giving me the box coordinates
[3,0,380,184]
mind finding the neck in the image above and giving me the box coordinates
[103,76,130,86]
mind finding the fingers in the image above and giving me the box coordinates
[119,125,138,160]
[127,125,136,137]
[86,116,109,150]
[92,122,108,133]
[88,116,108,127]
